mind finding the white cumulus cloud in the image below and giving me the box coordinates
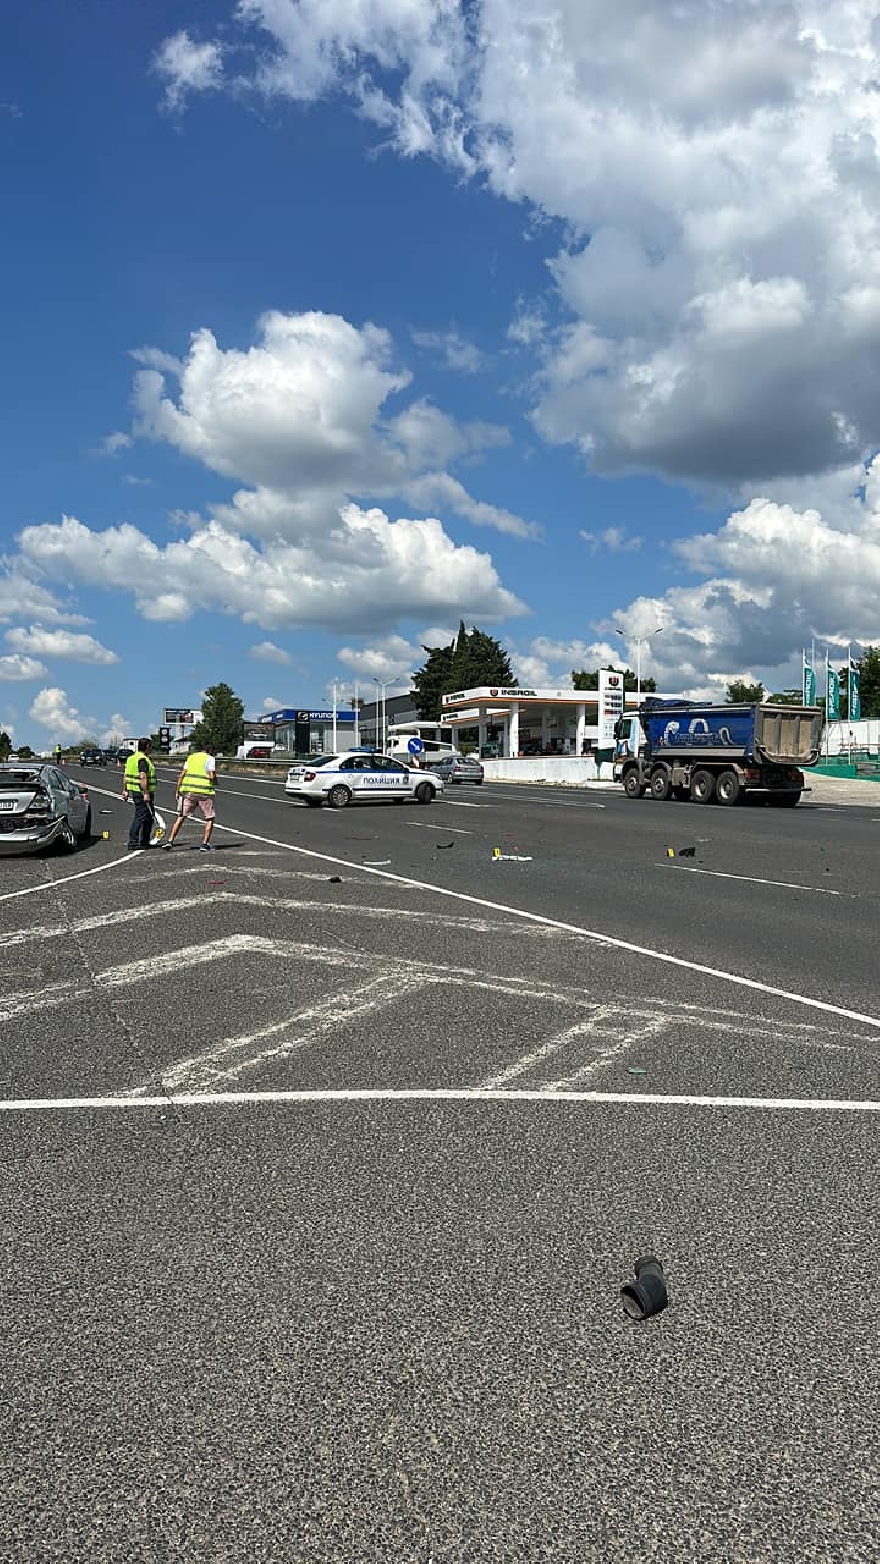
[0,565,90,627]
[0,654,47,682]
[411,328,483,374]
[154,29,224,111]
[17,507,524,633]
[337,635,420,683]
[579,527,642,554]
[5,626,119,665]
[249,640,291,664]
[175,2,880,491]
[130,310,528,543]
[29,687,97,743]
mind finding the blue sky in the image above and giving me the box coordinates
[3,1,880,747]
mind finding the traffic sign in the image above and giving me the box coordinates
[407,737,424,754]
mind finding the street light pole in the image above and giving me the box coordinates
[616,626,663,699]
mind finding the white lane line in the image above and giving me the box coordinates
[208,822,880,1031]
[544,1015,668,1091]
[1,896,207,950]
[407,822,474,835]
[2,1087,878,1113]
[148,973,421,1093]
[0,852,140,904]
[442,800,486,809]
[482,1015,611,1089]
[0,934,274,1021]
[0,893,534,955]
[662,863,842,896]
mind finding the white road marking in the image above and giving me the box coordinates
[146,973,421,1093]
[482,1014,613,1089]
[544,1014,668,1091]
[206,821,880,1032]
[441,800,486,808]
[0,934,275,1021]
[663,863,842,896]
[0,896,207,950]
[1,1087,878,1113]
[0,852,140,904]
[0,892,540,954]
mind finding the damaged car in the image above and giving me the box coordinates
[0,763,92,855]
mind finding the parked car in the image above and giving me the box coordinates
[0,762,92,854]
[427,753,485,785]
[80,747,105,767]
[285,751,443,808]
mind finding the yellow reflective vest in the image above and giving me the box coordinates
[179,751,216,797]
[123,750,156,797]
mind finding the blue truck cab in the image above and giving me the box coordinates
[612,700,823,806]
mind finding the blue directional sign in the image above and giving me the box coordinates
[407,737,424,754]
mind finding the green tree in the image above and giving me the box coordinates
[411,622,515,721]
[0,730,11,761]
[726,680,764,703]
[572,666,656,694]
[766,689,803,706]
[189,683,245,754]
[16,744,34,759]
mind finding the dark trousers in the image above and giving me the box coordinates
[129,794,153,848]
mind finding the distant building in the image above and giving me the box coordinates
[257,706,358,754]
[359,693,419,747]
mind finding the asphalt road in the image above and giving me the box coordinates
[1,766,878,1562]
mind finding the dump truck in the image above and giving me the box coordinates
[612,700,823,806]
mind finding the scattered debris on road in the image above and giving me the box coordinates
[620,1256,668,1321]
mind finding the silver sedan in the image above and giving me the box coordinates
[0,763,92,855]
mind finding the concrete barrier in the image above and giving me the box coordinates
[482,757,607,786]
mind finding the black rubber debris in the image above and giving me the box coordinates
[620,1255,668,1321]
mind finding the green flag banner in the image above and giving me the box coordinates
[849,663,861,722]
[826,664,840,721]
[802,656,815,706]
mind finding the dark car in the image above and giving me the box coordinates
[0,762,92,855]
[80,747,105,766]
[427,753,485,785]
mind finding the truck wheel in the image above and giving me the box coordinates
[623,770,644,799]
[691,769,715,804]
[650,768,671,801]
[716,770,741,806]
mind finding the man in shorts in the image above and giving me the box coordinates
[162,744,217,852]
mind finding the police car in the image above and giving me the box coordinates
[285,751,443,808]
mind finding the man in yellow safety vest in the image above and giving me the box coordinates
[123,738,157,850]
[163,744,217,852]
